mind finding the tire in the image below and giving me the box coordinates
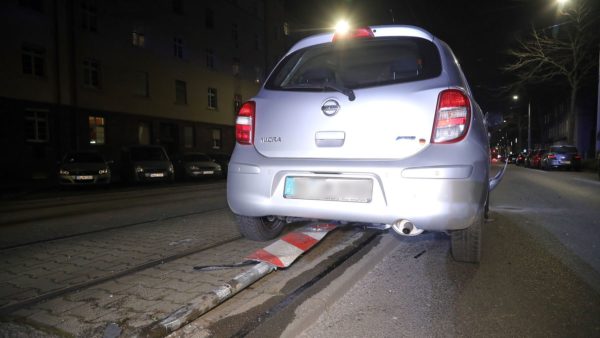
[235,215,286,241]
[451,211,483,263]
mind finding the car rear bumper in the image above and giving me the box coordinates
[227,146,488,232]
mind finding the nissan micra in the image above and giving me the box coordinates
[227,25,500,263]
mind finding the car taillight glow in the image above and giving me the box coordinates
[332,27,374,42]
[236,101,255,145]
[547,154,556,159]
[431,89,471,144]
[574,154,581,160]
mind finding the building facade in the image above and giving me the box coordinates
[0,0,287,183]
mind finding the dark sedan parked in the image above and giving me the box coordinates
[58,151,112,186]
[541,145,581,171]
[173,153,222,180]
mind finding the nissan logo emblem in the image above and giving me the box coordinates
[321,99,340,116]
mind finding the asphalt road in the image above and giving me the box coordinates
[286,165,600,337]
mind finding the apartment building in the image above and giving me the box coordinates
[0,0,287,182]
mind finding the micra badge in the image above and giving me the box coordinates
[261,136,282,143]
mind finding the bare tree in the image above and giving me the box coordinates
[504,1,597,145]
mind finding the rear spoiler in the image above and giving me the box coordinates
[489,161,507,191]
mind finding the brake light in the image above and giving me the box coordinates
[574,154,581,160]
[332,27,374,42]
[236,101,255,145]
[431,89,471,143]
[547,154,556,159]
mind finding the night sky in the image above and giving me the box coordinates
[284,0,580,113]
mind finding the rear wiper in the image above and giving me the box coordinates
[323,82,355,101]
[281,82,356,101]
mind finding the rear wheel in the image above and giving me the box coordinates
[451,211,483,263]
[235,215,285,241]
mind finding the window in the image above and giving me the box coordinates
[283,22,289,36]
[234,94,242,113]
[88,116,105,144]
[206,49,215,69]
[172,0,183,14]
[173,37,183,58]
[232,24,239,48]
[183,126,194,148]
[205,8,214,29]
[22,45,45,77]
[212,129,221,149]
[25,110,48,142]
[19,0,43,12]
[81,1,98,32]
[175,80,187,104]
[265,37,442,90]
[138,122,150,145]
[133,71,149,97]
[83,58,100,88]
[208,87,218,109]
[132,31,145,47]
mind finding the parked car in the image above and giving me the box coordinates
[515,153,526,166]
[529,149,547,169]
[208,152,231,177]
[541,145,581,171]
[58,151,112,186]
[120,145,174,183]
[227,25,501,263]
[173,153,222,179]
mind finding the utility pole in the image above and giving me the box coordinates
[528,100,532,151]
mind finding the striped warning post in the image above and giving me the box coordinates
[246,223,337,268]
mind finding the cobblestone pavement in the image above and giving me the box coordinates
[0,208,240,313]
[4,235,269,337]
[0,203,277,337]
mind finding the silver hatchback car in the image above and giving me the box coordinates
[227,25,500,262]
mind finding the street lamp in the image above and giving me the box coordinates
[513,95,532,152]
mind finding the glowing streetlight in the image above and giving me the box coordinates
[512,95,519,101]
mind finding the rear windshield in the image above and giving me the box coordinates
[550,146,577,153]
[130,147,168,161]
[265,37,441,91]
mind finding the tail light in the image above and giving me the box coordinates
[547,154,556,159]
[431,89,471,144]
[236,101,255,145]
[574,154,581,160]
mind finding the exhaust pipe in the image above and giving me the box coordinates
[390,219,423,236]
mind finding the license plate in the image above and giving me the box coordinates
[562,160,571,164]
[203,170,214,175]
[76,175,93,180]
[284,176,373,203]
[148,173,164,178]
